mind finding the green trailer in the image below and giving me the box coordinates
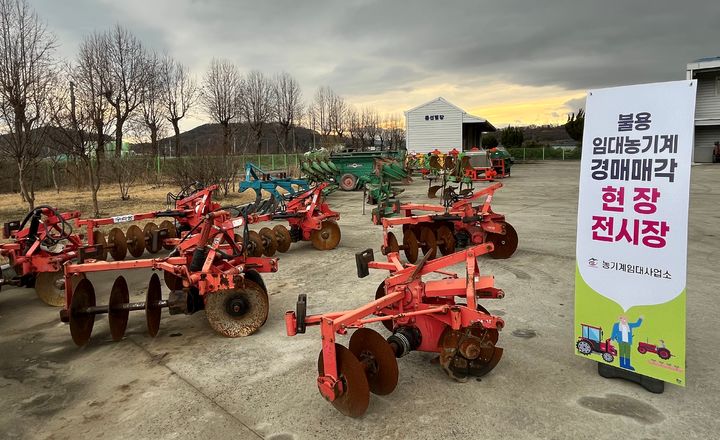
[302,150,408,191]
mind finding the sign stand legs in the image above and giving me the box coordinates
[597,363,665,394]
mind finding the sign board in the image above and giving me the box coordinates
[575,80,696,385]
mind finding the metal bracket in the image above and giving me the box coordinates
[355,248,375,278]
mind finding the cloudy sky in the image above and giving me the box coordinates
[34,0,720,131]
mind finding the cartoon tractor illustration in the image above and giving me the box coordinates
[576,323,616,363]
[637,341,672,360]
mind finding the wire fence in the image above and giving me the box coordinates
[507,146,581,162]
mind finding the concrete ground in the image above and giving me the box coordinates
[1,161,718,440]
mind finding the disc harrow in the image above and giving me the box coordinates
[59,209,278,346]
[285,244,506,417]
[235,182,341,253]
[379,182,518,260]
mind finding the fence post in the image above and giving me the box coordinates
[542,147,545,160]
[523,148,526,161]
[562,149,565,161]
[271,154,275,170]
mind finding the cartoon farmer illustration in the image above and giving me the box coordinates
[611,315,643,370]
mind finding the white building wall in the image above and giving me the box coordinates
[406,99,462,154]
[695,75,720,124]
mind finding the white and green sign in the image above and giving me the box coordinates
[575,80,696,385]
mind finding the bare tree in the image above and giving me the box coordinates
[103,24,147,158]
[201,58,241,156]
[361,108,379,149]
[161,56,196,156]
[0,0,57,209]
[242,70,273,155]
[139,51,164,162]
[328,90,347,141]
[347,107,362,148]
[272,71,302,152]
[309,86,332,144]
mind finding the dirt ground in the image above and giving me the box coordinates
[1,162,718,439]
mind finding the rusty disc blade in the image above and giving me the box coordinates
[143,222,160,254]
[317,344,370,418]
[242,271,268,325]
[164,271,184,290]
[403,229,419,263]
[259,227,278,257]
[384,232,400,255]
[427,185,442,199]
[35,270,66,307]
[126,225,145,258]
[69,278,96,346]
[107,227,127,261]
[310,220,341,251]
[419,226,437,260]
[158,220,177,250]
[273,225,291,253]
[488,222,518,259]
[93,230,108,260]
[247,230,264,257]
[146,273,162,337]
[374,281,394,332]
[436,225,456,256]
[349,328,399,396]
[109,276,129,341]
[438,325,503,381]
[204,279,268,337]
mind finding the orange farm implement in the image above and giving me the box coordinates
[285,244,505,417]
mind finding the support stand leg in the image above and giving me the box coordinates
[597,363,665,394]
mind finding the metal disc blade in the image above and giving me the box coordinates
[317,344,370,418]
[108,227,127,261]
[273,225,292,253]
[204,279,268,337]
[427,185,442,199]
[374,281,394,332]
[164,271,184,290]
[259,227,278,257]
[419,226,437,260]
[310,220,341,251]
[126,225,145,258]
[158,220,177,250]
[143,222,160,254]
[385,232,399,255]
[146,273,162,337]
[488,222,518,259]
[35,270,66,307]
[93,230,108,261]
[436,225,456,256]
[403,229,419,263]
[438,325,503,381]
[247,231,264,257]
[349,328,399,396]
[109,276,130,341]
[69,278,96,346]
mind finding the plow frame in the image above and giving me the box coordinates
[62,209,279,314]
[265,182,340,241]
[284,244,504,402]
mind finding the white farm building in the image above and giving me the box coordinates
[405,97,496,154]
[686,57,720,162]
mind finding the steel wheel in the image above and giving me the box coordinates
[246,231,264,257]
[273,224,292,253]
[488,222,518,259]
[108,276,129,341]
[403,229,419,263]
[311,220,341,250]
[107,227,127,261]
[349,328,399,396]
[259,227,278,257]
[69,278,96,346]
[317,344,370,418]
[339,173,358,191]
[158,220,177,250]
[419,226,437,260]
[93,230,108,260]
[436,225,456,255]
[205,279,268,337]
[126,225,145,258]
[143,222,160,254]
